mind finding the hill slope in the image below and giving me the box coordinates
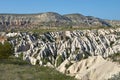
[0,12,119,30]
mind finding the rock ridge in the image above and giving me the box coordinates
[1,12,119,30]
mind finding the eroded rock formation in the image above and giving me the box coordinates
[6,28,120,80]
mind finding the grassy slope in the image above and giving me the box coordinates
[0,58,76,80]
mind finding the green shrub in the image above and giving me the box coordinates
[108,53,120,63]
[65,62,73,69]
[56,55,63,67]
[42,57,50,64]
[0,41,14,59]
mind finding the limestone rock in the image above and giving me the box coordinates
[68,56,120,80]
[5,28,120,80]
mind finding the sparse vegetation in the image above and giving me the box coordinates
[56,55,63,67]
[0,57,76,80]
[15,26,112,34]
[84,51,91,59]
[108,53,120,63]
[65,61,73,69]
[108,72,120,80]
[41,57,50,64]
[74,47,80,54]
[107,53,120,79]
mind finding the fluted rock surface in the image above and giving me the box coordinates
[6,28,120,63]
[59,56,120,80]
[6,28,120,80]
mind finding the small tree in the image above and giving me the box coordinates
[0,41,14,59]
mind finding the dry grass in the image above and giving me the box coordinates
[0,58,76,80]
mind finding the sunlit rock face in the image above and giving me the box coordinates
[7,28,120,64]
[6,28,120,79]
[67,56,120,80]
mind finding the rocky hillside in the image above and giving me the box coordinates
[64,14,111,27]
[4,28,120,80]
[105,20,120,27]
[1,12,119,30]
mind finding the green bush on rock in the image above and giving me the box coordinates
[56,55,63,67]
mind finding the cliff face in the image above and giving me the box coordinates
[5,28,120,79]
[0,12,117,30]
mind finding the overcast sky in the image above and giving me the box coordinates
[0,0,119,20]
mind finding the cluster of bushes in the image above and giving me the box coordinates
[0,42,14,59]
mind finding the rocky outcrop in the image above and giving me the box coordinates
[0,12,114,31]
[65,56,120,80]
[6,28,120,80]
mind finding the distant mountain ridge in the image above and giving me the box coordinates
[0,12,120,30]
